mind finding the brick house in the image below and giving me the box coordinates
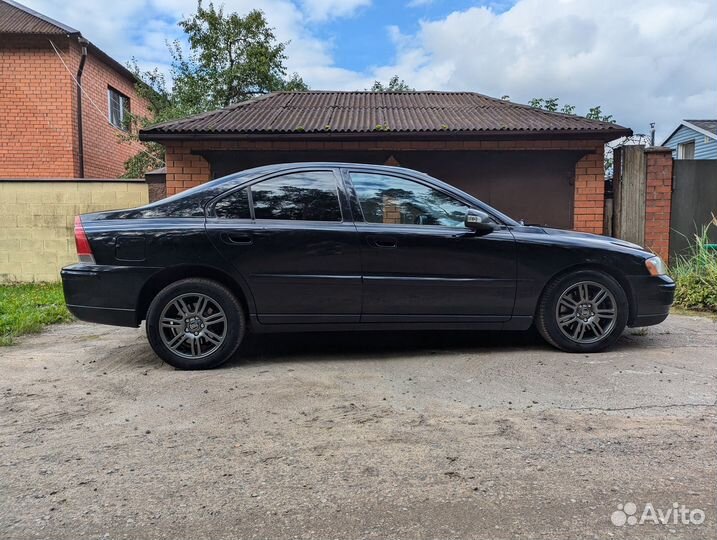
[140,91,632,234]
[0,0,149,178]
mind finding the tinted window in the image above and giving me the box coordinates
[214,188,250,219]
[251,171,341,221]
[350,173,468,227]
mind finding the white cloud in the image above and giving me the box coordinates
[378,0,717,140]
[300,0,371,22]
[20,0,717,139]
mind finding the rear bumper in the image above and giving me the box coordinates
[627,274,675,327]
[61,264,156,328]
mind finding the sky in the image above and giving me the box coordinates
[23,0,717,141]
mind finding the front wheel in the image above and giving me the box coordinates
[146,278,245,369]
[536,270,628,353]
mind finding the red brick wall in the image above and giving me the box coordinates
[0,42,76,177]
[573,146,605,234]
[69,41,149,178]
[644,148,673,261]
[163,138,606,232]
[0,36,149,179]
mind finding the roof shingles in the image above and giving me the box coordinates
[141,91,631,139]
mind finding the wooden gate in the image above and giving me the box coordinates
[612,145,647,245]
[670,160,717,260]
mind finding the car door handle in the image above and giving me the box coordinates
[367,235,398,249]
[221,233,253,245]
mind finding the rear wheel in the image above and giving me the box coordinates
[146,278,245,369]
[536,270,628,353]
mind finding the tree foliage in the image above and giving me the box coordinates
[123,1,308,178]
[368,75,415,92]
[529,97,613,123]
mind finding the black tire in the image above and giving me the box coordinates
[146,278,245,370]
[536,270,628,353]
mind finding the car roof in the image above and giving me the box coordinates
[223,161,428,178]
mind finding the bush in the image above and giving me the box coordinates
[670,217,717,313]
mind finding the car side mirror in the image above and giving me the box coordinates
[465,208,496,233]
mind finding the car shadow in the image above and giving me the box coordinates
[223,327,549,368]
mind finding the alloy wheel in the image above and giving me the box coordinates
[555,280,617,344]
[158,293,227,359]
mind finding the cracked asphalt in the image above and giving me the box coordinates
[1,313,716,539]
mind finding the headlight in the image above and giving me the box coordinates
[645,256,666,276]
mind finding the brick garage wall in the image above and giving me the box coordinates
[0,36,149,179]
[0,41,75,177]
[0,180,148,282]
[163,138,606,233]
[644,148,673,261]
[573,146,605,234]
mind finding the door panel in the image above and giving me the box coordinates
[358,224,516,321]
[205,169,362,323]
[346,170,517,322]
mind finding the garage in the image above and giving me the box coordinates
[140,91,631,233]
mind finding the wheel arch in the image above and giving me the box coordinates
[535,263,637,324]
[135,265,251,325]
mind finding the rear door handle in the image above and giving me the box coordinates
[367,235,398,249]
[221,233,253,245]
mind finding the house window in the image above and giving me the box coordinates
[108,87,130,130]
[677,140,695,159]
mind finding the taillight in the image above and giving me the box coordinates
[74,216,95,264]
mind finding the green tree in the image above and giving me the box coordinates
[529,97,618,176]
[368,75,415,92]
[529,97,614,123]
[123,1,308,178]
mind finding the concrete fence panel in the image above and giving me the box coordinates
[0,179,148,282]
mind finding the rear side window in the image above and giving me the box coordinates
[214,188,250,219]
[251,171,341,221]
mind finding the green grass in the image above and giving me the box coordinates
[0,282,72,346]
[670,217,717,314]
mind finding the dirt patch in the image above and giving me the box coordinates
[1,315,716,539]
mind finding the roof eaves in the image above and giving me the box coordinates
[682,120,717,141]
[140,126,632,142]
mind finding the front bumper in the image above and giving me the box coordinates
[61,264,156,327]
[627,274,675,327]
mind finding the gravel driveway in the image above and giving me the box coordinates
[1,314,716,539]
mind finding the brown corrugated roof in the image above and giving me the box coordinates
[141,91,631,140]
[0,0,77,35]
[0,0,138,82]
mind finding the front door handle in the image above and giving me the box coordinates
[367,235,398,249]
[221,233,253,245]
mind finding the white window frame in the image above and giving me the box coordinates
[107,87,129,130]
[677,140,695,159]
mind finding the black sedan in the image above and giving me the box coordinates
[61,162,674,369]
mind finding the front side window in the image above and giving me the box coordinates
[108,87,130,130]
[251,171,341,221]
[350,172,469,227]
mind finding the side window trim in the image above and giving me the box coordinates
[208,168,343,223]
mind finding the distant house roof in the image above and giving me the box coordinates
[140,91,632,141]
[662,119,717,146]
[0,0,137,82]
[685,120,717,137]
